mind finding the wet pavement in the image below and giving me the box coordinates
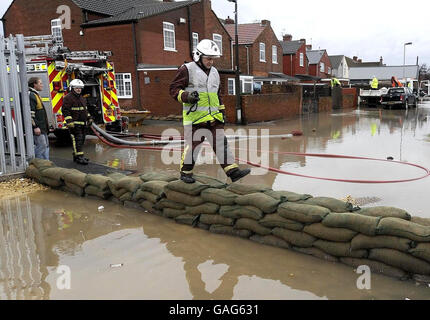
[2,101,430,299]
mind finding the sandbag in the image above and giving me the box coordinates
[154,198,185,210]
[259,214,304,231]
[124,201,142,210]
[313,240,368,258]
[278,202,330,223]
[209,225,252,239]
[411,216,430,227]
[376,217,430,242]
[322,212,381,236]
[235,218,271,236]
[358,206,411,220]
[140,172,177,182]
[226,183,271,195]
[264,190,312,202]
[369,248,430,275]
[62,182,84,197]
[166,180,210,196]
[141,181,168,196]
[116,177,142,193]
[163,208,187,219]
[199,214,234,226]
[29,158,54,170]
[292,247,339,263]
[235,193,280,214]
[85,185,111,199]
[302,197,353,213]
[201,188,238,205]
[85,174,111,190]
[340,258,408,280]
[41,177,63,188]
[185,203,220,215]
[41,167,68,181]
[141,191,159,203]
[409,243,430,263]
[175,214,199,226]
[193,174,226,189]
[140,200,163,216]
[219,205,263,221]
[165,189,204,206]
[119,192,133,202]
[63,170,87,188]
[272,228,316,248]
[107,179,129,198]
[106,172,127,181]
[303,223,357,242]
[351,234,413,252]
[250,235,291,249]
[25,165,42,181]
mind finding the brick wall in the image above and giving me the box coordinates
[249,26,282,77]
[282,43,308,77]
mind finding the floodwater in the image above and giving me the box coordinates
[2,101,430,299]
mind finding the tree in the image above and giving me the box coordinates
[419,64,430,81]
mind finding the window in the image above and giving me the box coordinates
[213,33,222,55]
[115,73,133,98]
[300,53,304,67]
[163,22,176,51]
[320,62,325,73]
[192,32,199,51]
[259,43,266,62]
[228,78,235,95]
[328,67,331,75]
[240,76,253,94]
[272,45,277,64]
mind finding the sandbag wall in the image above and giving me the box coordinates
[26,158,430,283]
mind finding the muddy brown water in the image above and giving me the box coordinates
[2,102,430,299]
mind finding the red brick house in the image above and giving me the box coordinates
[2,0,235,116]
[280,34,309,77]
[306,49,332,79]
[224,19,283,94]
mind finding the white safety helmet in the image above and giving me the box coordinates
[193,39,221,62]
[69,79,85,89]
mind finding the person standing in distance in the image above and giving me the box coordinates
[29,77,50,159]
[170,39,250,184]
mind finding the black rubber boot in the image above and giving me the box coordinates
[228,168,251,182]
[75,156,88,165]
[180,172,195,184]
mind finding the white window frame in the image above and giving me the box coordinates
[213,33,223,55]
[163,22,176,51]
[320,62,325,73]
[115,73,133,99]
[192,32,199,51]
[300,53,304,67]
[228,78,235,95]
[272,45,277,64]
[240,75,254,94]
[259,43,266,62]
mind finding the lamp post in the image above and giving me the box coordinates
[403,42,412,81]
[228,0,242,124]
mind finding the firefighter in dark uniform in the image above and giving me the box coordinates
[62,79,93,165]
[169,39,250,184]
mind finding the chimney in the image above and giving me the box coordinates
[299,38,306,45]
[283,34,292,42]
[261,20,271,27]
[380,56,383,65]
[225,16,235,24]
[358,59,362,63]
[306,44,312,50]
[353,56,358,62]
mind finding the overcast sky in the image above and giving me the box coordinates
[1,0,428,66]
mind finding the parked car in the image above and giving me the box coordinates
[380,87,418,109]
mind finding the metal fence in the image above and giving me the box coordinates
[0,34,34,176]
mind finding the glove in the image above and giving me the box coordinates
[188,91,200,104]
[88,117,94,125]
[67,122,75,129]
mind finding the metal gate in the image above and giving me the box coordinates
[0,34,34,176]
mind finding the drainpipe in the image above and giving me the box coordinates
[290,55,292,76]
[187,6,193,60]
[132,21,142,109]
[231,40,234,70]
[246,46,250,75]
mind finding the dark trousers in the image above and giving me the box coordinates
[181,121,238,175]
[69,125,86,157]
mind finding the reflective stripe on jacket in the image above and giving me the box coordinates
[182,62,224,126]
[371,78,378,89]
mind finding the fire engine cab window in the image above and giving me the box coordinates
[163,22,176,51]
[116,73,133,99]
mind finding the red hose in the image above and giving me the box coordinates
[92,127,430,184]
